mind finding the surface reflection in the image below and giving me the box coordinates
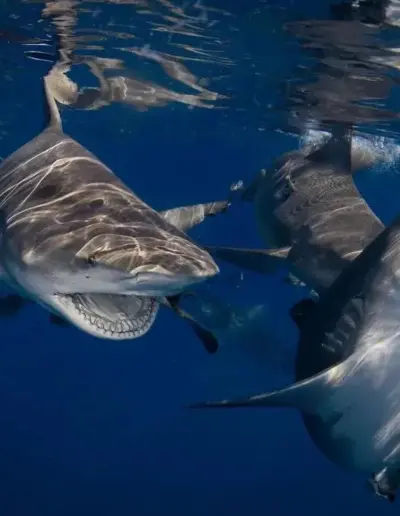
[283,0,400,133]
[0,0,394,137]
[29,0,232,112]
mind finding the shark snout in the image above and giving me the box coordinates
[67,235,219,297]
[151,237,220,280]
[127,244,219,296]
[130,271,208,296]
[173,247,220,279]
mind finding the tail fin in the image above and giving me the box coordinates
[43,74,62,131]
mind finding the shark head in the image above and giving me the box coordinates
[44,229,220,297]
[1,213,219,340]
[0,73,220,343]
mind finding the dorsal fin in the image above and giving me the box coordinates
[43,74,62,132]
[308,124,352,172]
[290,297,317,328]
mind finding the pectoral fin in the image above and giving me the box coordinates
[189,359,345,413]
[160,201,229,232]
[159,180,243,233]
[164,295,219,354]
[204,246,291,275]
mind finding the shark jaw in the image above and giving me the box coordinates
[0,247,219,341]
[33,270,210,340]
[47,292,160,340]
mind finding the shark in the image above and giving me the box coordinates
[205,126,385,295]
[190,126,400,500]
[190,211,400,501]
[0,72,230,353]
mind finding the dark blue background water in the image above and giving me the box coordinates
[1,0,400,514]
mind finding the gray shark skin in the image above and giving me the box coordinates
[206,126,384,294]
[190,214,400,502]
[0,73,221,348]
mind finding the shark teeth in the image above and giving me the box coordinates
[55,293,159,339]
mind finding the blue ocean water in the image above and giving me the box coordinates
[1,0,400,514]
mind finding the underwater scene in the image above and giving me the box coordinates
[2,0,400,514]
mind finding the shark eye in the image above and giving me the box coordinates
[86,254,97,266]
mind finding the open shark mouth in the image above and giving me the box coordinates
[52,293,160,340]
